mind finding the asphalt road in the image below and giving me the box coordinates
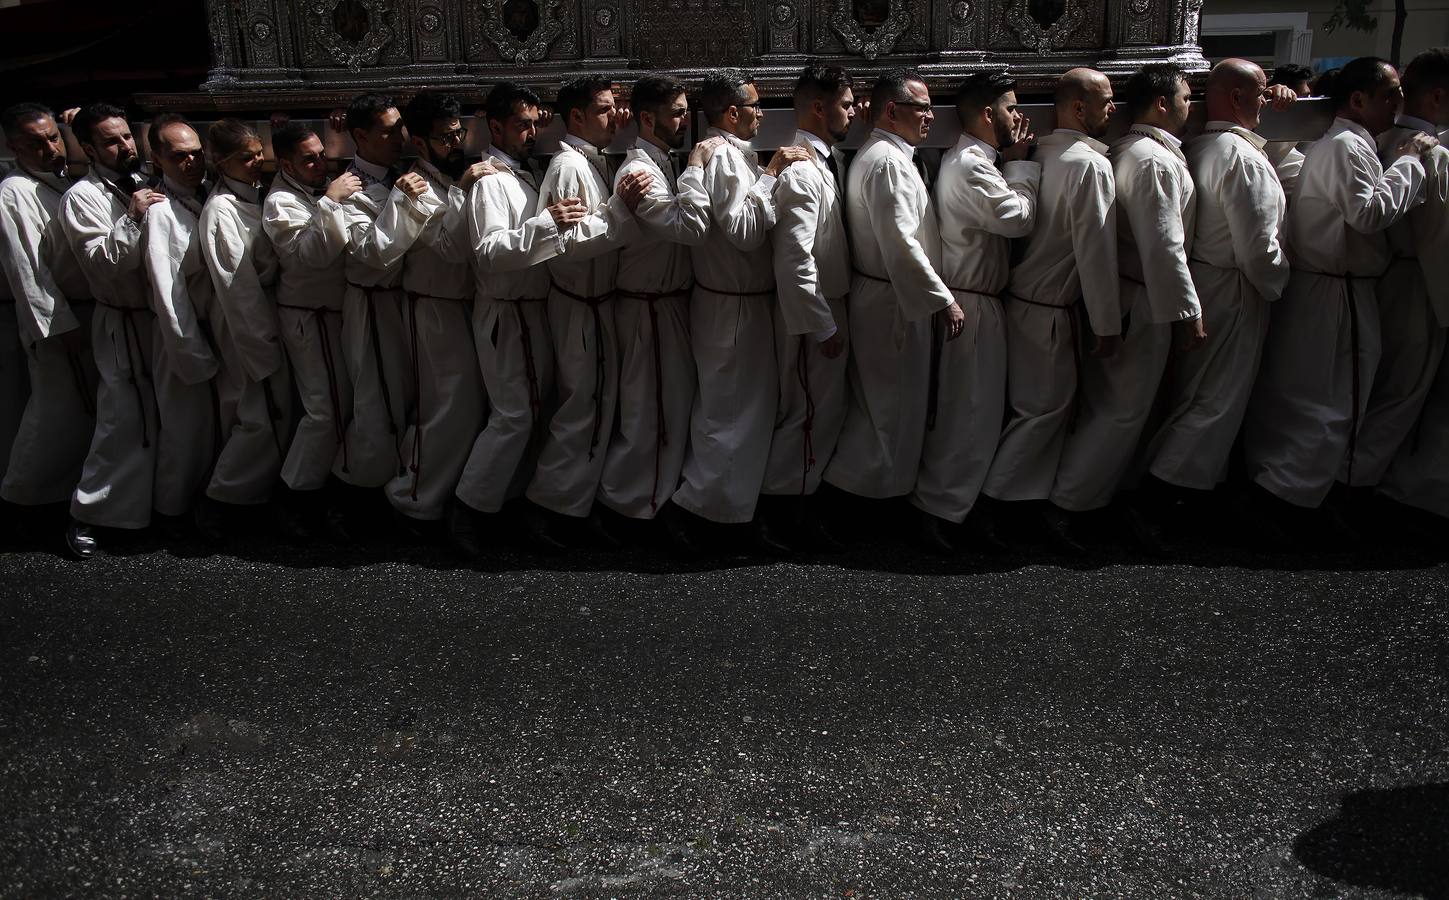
[2,514,1447,897]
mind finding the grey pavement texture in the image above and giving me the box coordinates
[1,526,1447,898]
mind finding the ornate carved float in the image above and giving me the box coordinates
[175,0,1205,108]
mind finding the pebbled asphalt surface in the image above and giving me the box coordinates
[1,511,1447,898]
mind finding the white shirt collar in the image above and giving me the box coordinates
[1396,113,1438,135]
[351,154,391,182]
[872,128,916,158]
[1204,120,1269,151]
[706,126,757,156]
[1130,123,1183,149]
[413,156,452,189]
[957,132,999,161]
[562,133,601,155]
[635,136,672,171]
[279,169,323,198]
[1051,128,1110,155]
[795,129,831,161]
[1333,116,1377,150]
[222,175,260,203]
[488,147,524,170]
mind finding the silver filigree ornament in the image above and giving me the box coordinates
[1004,0,1087,53]
[307,0,396,71]
[480,0,565,64]
[829,0,913,60]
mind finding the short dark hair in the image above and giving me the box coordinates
[402,91,462,142]
[1,102,54,140]
[346,92,396,135]
[556,75,612,123]
[793,64,853,108]
[484,82,541,124]
[954,70,1017,113]
[148,113,190,155]
[1269,63,1313,88]
[1329,56,1394,108]
[870,68,927,116]
[207,118,260,160]
[1123,63,1186,120]
[271,121,317,160]
[630,74,688,118]
[1403,47,1449,101]
[71,103,128,146]
[1311,67,1342,97]
[699,69,755,124]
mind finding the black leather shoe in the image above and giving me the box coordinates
[1040,505,1085,556]
[1122,503,1169,557]
[153,512,192,543]
[960,506,1009,555]
[273,495,315,544]
[392,508,436,544]
[586,509,623,551]
[799,510,846,552]
[521,502,566,554]
[194,497,228,545]
[917,511,956,556]
[445,501,485,559]
[753,515,795,556]
[659,501,701,558]
[65,519,98,560]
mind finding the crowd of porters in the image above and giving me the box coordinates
[0,51,1446,563]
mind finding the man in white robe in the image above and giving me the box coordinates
[263,122,361,536]
[385,92,500,546]
[823,69,965,514]
[756,64,856,553]
[598,75,712,526]
[453,82,591,553]
[523,75,651,549]
[58,104,165,557]
[910,71,1037,554]
[980,69,1119,553]
[1139,60,1292,525]
[1378,49,1449,520]
[0,275,24,487]
[336,94,432,500]
[0,103,95,527]
[1352,49,1449,492]
[1244,56,1434,529]
[142,116,221,527]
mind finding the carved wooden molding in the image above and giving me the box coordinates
[307,0,396,70]
[1004,0,1089,53]
[828,0,913,60]
[478,0,566,64]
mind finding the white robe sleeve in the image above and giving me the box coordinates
[868,157,954,322]
[626,163,710,246]
[145,206,219,385]
[771,163,834,336]
[61,187,144,281]
[536,154,637,261]
[957,158,1039,239]
[1222,150,1290,302]
[263,192,348,269]
[1414,146,1449,319]
[345,187,442,270]
[201,202,285,382]
[0,185,79,343]
[469,176,560,274]
[428,185,473,266]
[702,147,775,252]
[1337,142,1425,235]
[1124,157,1201,323]
[1069,160,1122,337]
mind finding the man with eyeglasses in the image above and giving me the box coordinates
[663,69,808,556]
[0,102,96,537]
[383,91,502,549]
[822,69,964,519]
[56,103,167,558]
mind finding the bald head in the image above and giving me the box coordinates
[1055,67,1115,139]
[1206,57,1269,129]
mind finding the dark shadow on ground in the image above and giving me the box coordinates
[1294,783,1449,899]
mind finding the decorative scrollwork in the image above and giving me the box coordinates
[828,0,911,60]
[307,0,395,70]
[1004,0,1087,53]
[479,0,564,64]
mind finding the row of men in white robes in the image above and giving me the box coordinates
[3,53,1447,560]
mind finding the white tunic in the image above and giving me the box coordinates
[144,179,220,516]
[526,135,640,518]
[824,129,955,499]
[599,138,709,519]
[1349,116,1449,486]
[200,176,292,505]
[263,170,353,492]
[672,127,780,523]
[385,158,485,521]
[983,129,1118,502]
[455,148,561,515]
[0,167,95,506]
[912,134,1037,522]
[1145,122,1289,491]
[61,165,158,528]
[1245,117,1425,507]
[336,156,439,487]
[0,274,24,480]
[763,130,852,498]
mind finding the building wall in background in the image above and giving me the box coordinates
[1202,0,1449,69]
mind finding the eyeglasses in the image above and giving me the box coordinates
[893,99,934,111]
[431,128,469,148]
[736,101,763,110]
